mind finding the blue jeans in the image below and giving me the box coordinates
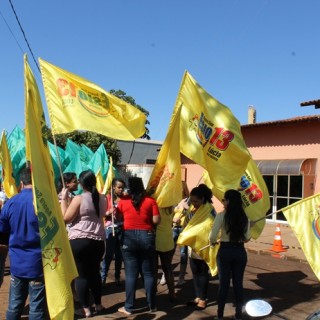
[172,226,188,265]
[6,275,46,320]
[217,242,247,319]
[121,230,156,313]
[101,226,123,282]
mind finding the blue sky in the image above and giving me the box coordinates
[1,0,320,141]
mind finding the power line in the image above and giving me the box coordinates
[0,8,24,54]
[8,0,40,72]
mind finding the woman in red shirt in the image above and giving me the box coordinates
[117,177,160,316]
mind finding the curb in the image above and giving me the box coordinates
[246,246,308,264]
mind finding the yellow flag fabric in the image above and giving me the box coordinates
[177,202,219,276]
[96,167,105,194]
[146,104,182,207]
[238,158,270,239]
[102,156,114,195]
[39,58,146,140]
[24,55,78,320]
[204,158,270,239]
[178,72,251,195]
[0,131,18,198]
[282,193,320,282]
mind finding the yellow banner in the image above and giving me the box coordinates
[178,72,251,194]
[39,58,146,140]
[204,158,270,239]
[102,156,115,195]
[283,193,320,282]
[24,55,78,319]
[238,158,270,239]
[177,202,219,276]
[146,104,182,207]
[96,167,105,194]
[0,131,18,198]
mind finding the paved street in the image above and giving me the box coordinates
[1,223,320,319]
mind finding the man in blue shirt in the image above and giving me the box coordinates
[0,167,46,320]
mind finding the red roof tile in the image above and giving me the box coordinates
[300,99,320,107]
[242,115,320,127]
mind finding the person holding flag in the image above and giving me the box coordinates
[209,189,251,320]
[101,177,126,287]
[184,184,217,311]
[56,172,79,200]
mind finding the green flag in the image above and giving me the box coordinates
[88,144,109,180]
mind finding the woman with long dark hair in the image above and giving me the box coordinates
[60,170,106,318]
[117,177,160,316]
[210,189,251,320]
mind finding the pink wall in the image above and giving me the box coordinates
[241,119,320,194]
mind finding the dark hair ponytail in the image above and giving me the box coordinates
[79,170,100,217]
[224,189,248,242]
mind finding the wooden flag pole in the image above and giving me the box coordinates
[110,183,115,237]
[251,209,282,224]
[199,211,281,252]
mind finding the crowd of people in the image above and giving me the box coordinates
[0,167,251,320]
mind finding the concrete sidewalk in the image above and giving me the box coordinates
[246,221,306,263]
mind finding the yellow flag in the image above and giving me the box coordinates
[146,104,182,207]
[102,156,114,195]
[24,55,78,320]
[0,131,18,198]
[238,158,270,239]
[96,167,105,194]
[178,71,251,194]
[39,58,146,140]
[282,193,320,282]
[204,158,270,239]
[177,202,219,276]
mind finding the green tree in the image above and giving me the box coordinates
[110,89,151,140]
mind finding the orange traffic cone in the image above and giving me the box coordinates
[270,223,287,252]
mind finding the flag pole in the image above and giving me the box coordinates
[199,211,281,251]
[251,209,281,223]
[110,182,115,237]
